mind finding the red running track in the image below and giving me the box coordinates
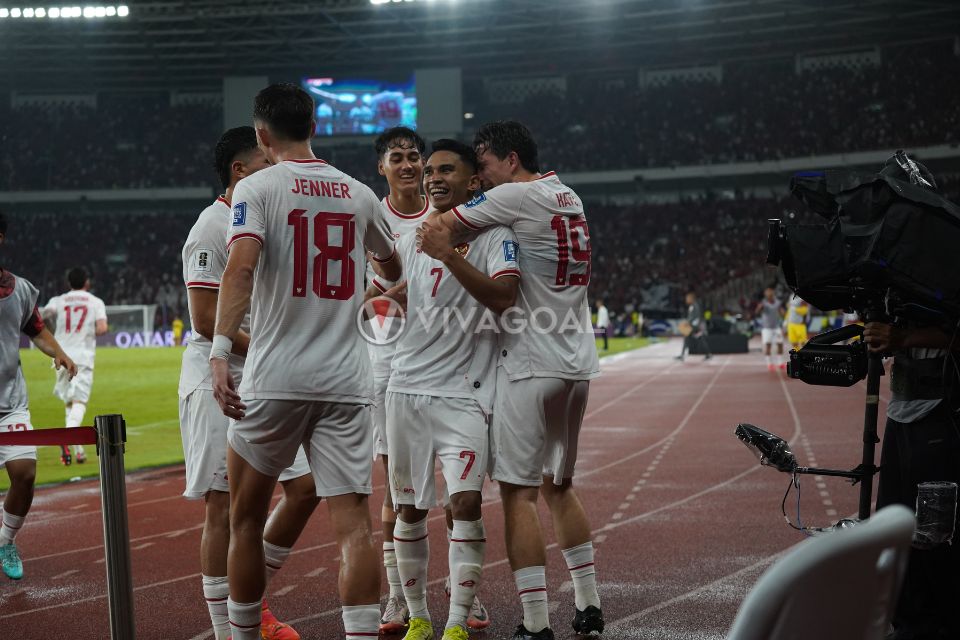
[0,340,882,639]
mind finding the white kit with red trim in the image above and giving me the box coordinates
[227,159,395,402]
[366,194,430,374]
[387,220,519,413]
[450,171,599,382]
[44,289,107,369]
[179,195,247,396]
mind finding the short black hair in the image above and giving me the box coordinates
[0,210,6,235]
[67,267,88,290]
[213,126,260,190]
[430,138,478,173]
[375,126,425,158]
[473,120,540,173]
[253,83,316,142]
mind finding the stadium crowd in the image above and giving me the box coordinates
[2,45,958,191]
[2,196,777,321]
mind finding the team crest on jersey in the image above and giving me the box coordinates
[503,240,519,262]
[232,202,246,226]
[464,193,487,208]
[194,249,211,272]
[454,243,470,258]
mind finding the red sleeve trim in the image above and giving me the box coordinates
[22,306,45,338]
[491,268,521,280]
[372,279,387,293]
[186,281,220,290]
[452,207,482,231]
[369,247,397,264]
[227,233,264,250]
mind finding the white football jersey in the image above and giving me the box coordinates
[180,196,249,396]
[452,172,599,381]
[387,222,519,412]
[228,159,395,402]
[366,195,430,374]
[45,289,106,369]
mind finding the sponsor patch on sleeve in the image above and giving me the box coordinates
[194,248,211,272]
[232,202,246,226]
[503,240,519,262]
[464,193,487,208]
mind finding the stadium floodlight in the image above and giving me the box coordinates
[0,6,132,20]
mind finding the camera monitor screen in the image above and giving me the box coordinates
[302,77,416,137]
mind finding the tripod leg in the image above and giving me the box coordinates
[858,353,883,520]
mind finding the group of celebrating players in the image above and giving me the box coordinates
[177,83,604,640]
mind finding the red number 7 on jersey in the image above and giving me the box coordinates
[459,450,476,480]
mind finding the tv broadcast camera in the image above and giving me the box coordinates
[738,150,960,526]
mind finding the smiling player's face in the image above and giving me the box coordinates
[423,150,479,213]
[475,145,513,190]
[379,144,423,193]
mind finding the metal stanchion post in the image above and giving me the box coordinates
[96,414,136,640]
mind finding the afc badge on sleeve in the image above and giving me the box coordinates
[503,240,519,262]
[232,202,247,226]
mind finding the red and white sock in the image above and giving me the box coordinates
[227,598,261,640]
[67,402,87,456]
[0,508,25,546]
[263,540,291,584]
[201,575,230,640]
[394,517,430,621]
[383,542,403,599]
[342,604,380,639]
[562,542,601,610]
[514,566,550,632]
[446,518,485,630]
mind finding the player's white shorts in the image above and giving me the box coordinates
[228,399,373,498]
[179,390,310,499]
[490,369,590,487]
[761,328,784,346]
[54,365,93,404]
[0,412,37,470]
[385,392,489,510]
[372,367,390,458]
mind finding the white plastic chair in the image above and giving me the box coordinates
[728,504,915,640]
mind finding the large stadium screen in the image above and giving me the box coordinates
[302,77,416,136]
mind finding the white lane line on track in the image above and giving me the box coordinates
[604,368,807,629]
[51,569,79,579]
[25,524,204,563]
[305,567,327,578]
[273,585,297,597]
[0,571,202,619]
[132,543,155,551]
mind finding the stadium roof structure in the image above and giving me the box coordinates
[1,0,958,92]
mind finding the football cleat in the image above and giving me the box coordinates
[1,543,24,580]
[261,602,300,640]
[380,594,410,633]
[572,605,605,636]
[440,624,469,640]
[513,624,555,639]
[444,576,490,630]
[402,617,434,640]
[59,445,72,466]
[75,451,87,464]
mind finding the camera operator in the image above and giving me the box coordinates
[864,320,960,640]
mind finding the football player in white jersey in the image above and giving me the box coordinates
[419,122,603,640]
[42,268,107,465]
[180,126,321,640]
[210,84,401,640]
[366,126,429,635]
[0,210,77,581]
[382,139,518,640]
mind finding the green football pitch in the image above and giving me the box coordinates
[0,337,649,491]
